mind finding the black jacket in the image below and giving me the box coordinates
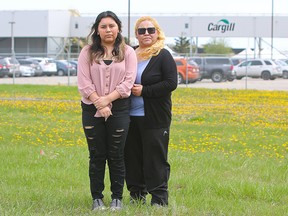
[140,48,178,128]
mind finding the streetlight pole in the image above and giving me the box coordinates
[271,0,274,59]
[128,0,130,45]
[9,21,16,84]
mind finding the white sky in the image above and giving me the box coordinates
[1,0,288,52]
[1,0,287,15]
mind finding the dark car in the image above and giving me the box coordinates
[68,60,78,74]
[189,57,235,82]
[55,60,77,76]
[18,59,43,76]
[0,58,10,78]
[68,60,78,67]
[231,58,244,66]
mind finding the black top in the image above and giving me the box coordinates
[103,60,112,65]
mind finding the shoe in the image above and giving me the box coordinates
[92,199,106,210]
[110,199,122,211]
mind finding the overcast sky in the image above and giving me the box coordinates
[1,0,288,15]
[2,0,288,52]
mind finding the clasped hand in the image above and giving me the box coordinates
[97,106,112,120]
[93,96,112,120]
[93,96,110,110]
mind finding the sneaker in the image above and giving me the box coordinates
[92,199,106,210]
[110,199,122,211]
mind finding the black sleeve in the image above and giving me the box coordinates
[141,49,178,98]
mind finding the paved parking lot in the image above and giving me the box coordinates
[0,76,287,91]
[182,78,288,91]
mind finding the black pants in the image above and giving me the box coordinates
[124,116,170,205]
[81,99,130,200]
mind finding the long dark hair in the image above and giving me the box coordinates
[87,11,126,64]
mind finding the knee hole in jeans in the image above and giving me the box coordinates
[84,125,95,140]
[112,128,125,144]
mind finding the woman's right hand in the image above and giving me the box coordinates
[93,96,110,110]
[132,84,143,96]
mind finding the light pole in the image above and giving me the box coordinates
[9,21,16,84]
[271,0,274,59]
[128,0,131,45]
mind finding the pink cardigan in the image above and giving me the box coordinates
[77,45,137,105]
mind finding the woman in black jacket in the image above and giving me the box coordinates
[124,16,178,206]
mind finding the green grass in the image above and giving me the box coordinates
[0,84,287,215]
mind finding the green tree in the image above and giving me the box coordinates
[64,37,86,54]
[124,37,133,46]
[173,35,190,54]
[203,38,233,55]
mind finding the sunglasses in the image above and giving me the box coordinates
[137,27,156,35]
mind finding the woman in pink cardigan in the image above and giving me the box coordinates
[77,11,137,211]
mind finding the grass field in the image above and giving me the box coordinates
[0,84,287,216]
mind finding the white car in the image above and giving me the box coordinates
[273,59,288,79]
[234,59,282,80]
[19,65,35,77]
[26,58,57,76]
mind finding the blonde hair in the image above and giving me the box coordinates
[134,16,165,60]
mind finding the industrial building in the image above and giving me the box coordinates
[1,10,288,59]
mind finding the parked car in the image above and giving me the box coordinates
[68,60,78,74]
[55,60,77,76]
[19,65,35,77]
[174,58,200,84]
[18,59,43,76]
[0,57,21,77]
[68,60,78,67]
[189,57,235,82]
[279,59,288,65]
[231,58,245,66]
[273,59,288,79]
[26,57,57,76]
[0,58,10,78]
[234,59,282,80]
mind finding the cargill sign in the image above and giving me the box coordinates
[207,19,236,33]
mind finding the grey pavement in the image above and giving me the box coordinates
[0,76,287,91]
[181,78,288,91]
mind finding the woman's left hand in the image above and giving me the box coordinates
[98,106,112,121]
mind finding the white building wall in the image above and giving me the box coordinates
[0,10,71,37]
[48,10,71,37]
[1,11,49,37]
[70,16,93,38]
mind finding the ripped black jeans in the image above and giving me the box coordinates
[81,98,130,200]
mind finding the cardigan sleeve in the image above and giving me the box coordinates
[141,49,178,98]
